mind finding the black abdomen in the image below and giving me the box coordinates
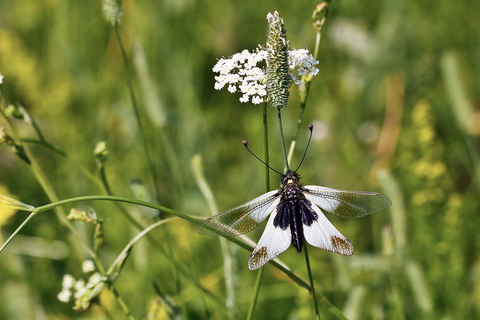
[273,184,318,252]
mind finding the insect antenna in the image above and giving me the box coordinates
[242,140,283,176]
[293,124,314,173]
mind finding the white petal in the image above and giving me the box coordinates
[248,210,291,270]
[303,202,354,255]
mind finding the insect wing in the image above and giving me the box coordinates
[303,185,392,218]
[199,190,280,236]
[303,202,354,255]
[248,209,291,270]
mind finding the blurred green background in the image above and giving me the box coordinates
[1,0,480,319]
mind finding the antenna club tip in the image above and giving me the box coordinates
[242,140,248,146]
[308,124,313,131]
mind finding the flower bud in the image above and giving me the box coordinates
[101,0,123,26]
[266,11,291,109]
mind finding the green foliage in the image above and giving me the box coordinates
[1,0,480,319]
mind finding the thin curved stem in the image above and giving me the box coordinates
[33,195,193,223]
[114,23,159,199]
[114,24,188,308]
[109,285,136,320]
[304,245,321,319]
[21,138,104,190]
[3,193,346,319]
[287,2,330,165]
[0,105,102,271]
[107,217,178,277]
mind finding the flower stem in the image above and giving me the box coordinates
[21,138,105,190]
[0,211,36,253]
[264,103,271,190]
[114,23,159,200]
[287,2,330,164]
[107,217,178,276]
[1,192,346,319]
[109,285,136,320]
[114,24,187,305]
[0,104,103,271]
[246,267,265,320]
[286,98,308,165]
[246,102,270,320]
[304,245,321,319]
[191,155,236,316]
[33,195,195,223]
[277,108,290,171]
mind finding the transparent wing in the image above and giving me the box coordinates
[303,202,354,255]
[303,185,392,218]
[248,211,291,270]
[198,190,281,236]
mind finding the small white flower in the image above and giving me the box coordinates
[74,285,87,300]
[252,96,263,105]
[57,289,72,303]
[287,49,319,85]
[58,270,106,305]
[58,274,76,303]
[74,279,85,292]
[82,260,96,273]
[61,274,75,289]
[239,95,249,103]
[0,74,3,85]
[87,272,103,287]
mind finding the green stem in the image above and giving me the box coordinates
[96,300,114,320]
[21,138,66,156]
[286,94,308,165]
[191,155,233,317]
[388,257,406,320]
[264,103,270,190]
[246,103,270,320]
[21,138,105,190]
[114,24,186,306]
[109,285,137,320]
[2,193,346,319]
[107,217,178,276]
[97,156,192,313]
[114,23,159,199]
[0,211,37,253]
[277,108,289,172]
[286,2,329,164]
[304,245,321,319]
[247,267,265,320]
[313,3,329,60]
[34,195,195,223]
[0,105,104,273]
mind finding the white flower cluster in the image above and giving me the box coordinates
[288,49,320,84]
[213,48,318,105]
[213,49,268,104]
[57,260,101,303]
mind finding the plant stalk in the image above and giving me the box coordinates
[246,102,270,320]
[304,245,321,319]
[277,108,290,172]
